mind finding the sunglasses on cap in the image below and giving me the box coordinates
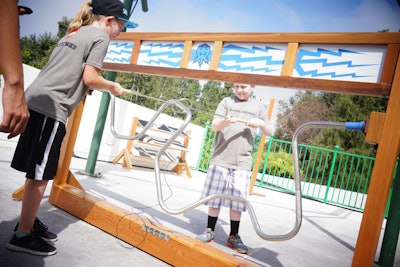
[116,17,138,29]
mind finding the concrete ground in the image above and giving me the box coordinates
[1,140,399,267]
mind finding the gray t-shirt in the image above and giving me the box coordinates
[25,26,110,124]
[210,95,268,170]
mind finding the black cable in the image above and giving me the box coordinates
[129,0,139,17]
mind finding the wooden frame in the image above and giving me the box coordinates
[23,32,400,266]
[112,116,192,177]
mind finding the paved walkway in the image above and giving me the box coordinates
[0,141,399,266]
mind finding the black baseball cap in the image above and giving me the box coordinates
[91,0,138,28]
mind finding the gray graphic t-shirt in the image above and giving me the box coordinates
[210,95,268,170]
[25,26,110,124]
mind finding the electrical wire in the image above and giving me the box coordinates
[127,85,227,120]
[113,158,181,249]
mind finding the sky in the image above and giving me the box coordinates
[16,0,400,124]
[18,0,400,36]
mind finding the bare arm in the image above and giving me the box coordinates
[212,115,273,136]
[83,65,130,96]
[211,115,236,132]
[246,117,273,136]
[0,0,29,139]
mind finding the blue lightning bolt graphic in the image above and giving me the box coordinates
[295,48,375,79]
[139,43,184,66]
[218,44,284,73]
[105,42,134,63]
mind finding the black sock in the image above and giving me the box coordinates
[230,220,240,236]
[207,215,218,231]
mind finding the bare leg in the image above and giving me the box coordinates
[17,179,48,234]
[230,209,241,221]
[208,207,221,217]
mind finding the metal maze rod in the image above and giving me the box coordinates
[109,92,303,241]
[290,120,365,241]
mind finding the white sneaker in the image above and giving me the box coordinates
[195,228,215,243]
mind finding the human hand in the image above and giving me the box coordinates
[0,86,29,139]
[110,82,131,97]
[224,115,237,125]
[246,118,265,128]
[225,115,238,124]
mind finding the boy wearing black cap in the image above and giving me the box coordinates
[7,0,137,256]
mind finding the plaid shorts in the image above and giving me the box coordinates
[11,110,66,180]
[200,164,250,212]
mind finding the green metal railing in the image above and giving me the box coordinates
[196,124,397,212]
[258,136,375,211]
[196,122,216,172]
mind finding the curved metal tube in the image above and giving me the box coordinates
[153,111,304,240]
[110,95,342,241]
[290,121,347,239]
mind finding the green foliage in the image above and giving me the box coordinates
[275,91,388,157]
[20,33,58,69]
[316,94,387,156]
[274,91,332,143]
[192,81,233,126]
[116,73,232,127]
[57,17,71,39]
[196,123,216,171]
[116,73,205,121]
[259,150,296,178]
[20,17,71,68]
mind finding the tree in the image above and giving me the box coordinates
[57,17,71,39]
[116,73,204,122]
[316,94,387,155]
[274,90,388,156]
[192,81,232,126]
[20,17,71,68]
[274,91,332,143]
[20,33,58,69]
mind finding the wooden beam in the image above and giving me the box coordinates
[209,41,223,71]
[281,43,298,77]
[50,182,256,267]
[103,62,391,97]
[117,32,400,44]
[130,40,141,64]
[180,40,193,68]
[380,44,400,84]
[365,112,385,144]
[11,185,24,200]
[52,99,85,186]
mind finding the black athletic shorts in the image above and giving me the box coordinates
[11,109,66,180]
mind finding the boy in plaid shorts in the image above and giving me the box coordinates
[196,83,272,254]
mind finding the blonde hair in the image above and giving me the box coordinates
[67,1,104,33]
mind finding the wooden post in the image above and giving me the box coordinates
[249,98,275,196]
[112,116,139,169]
[50,98,86,192]
[352,53,400,266]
